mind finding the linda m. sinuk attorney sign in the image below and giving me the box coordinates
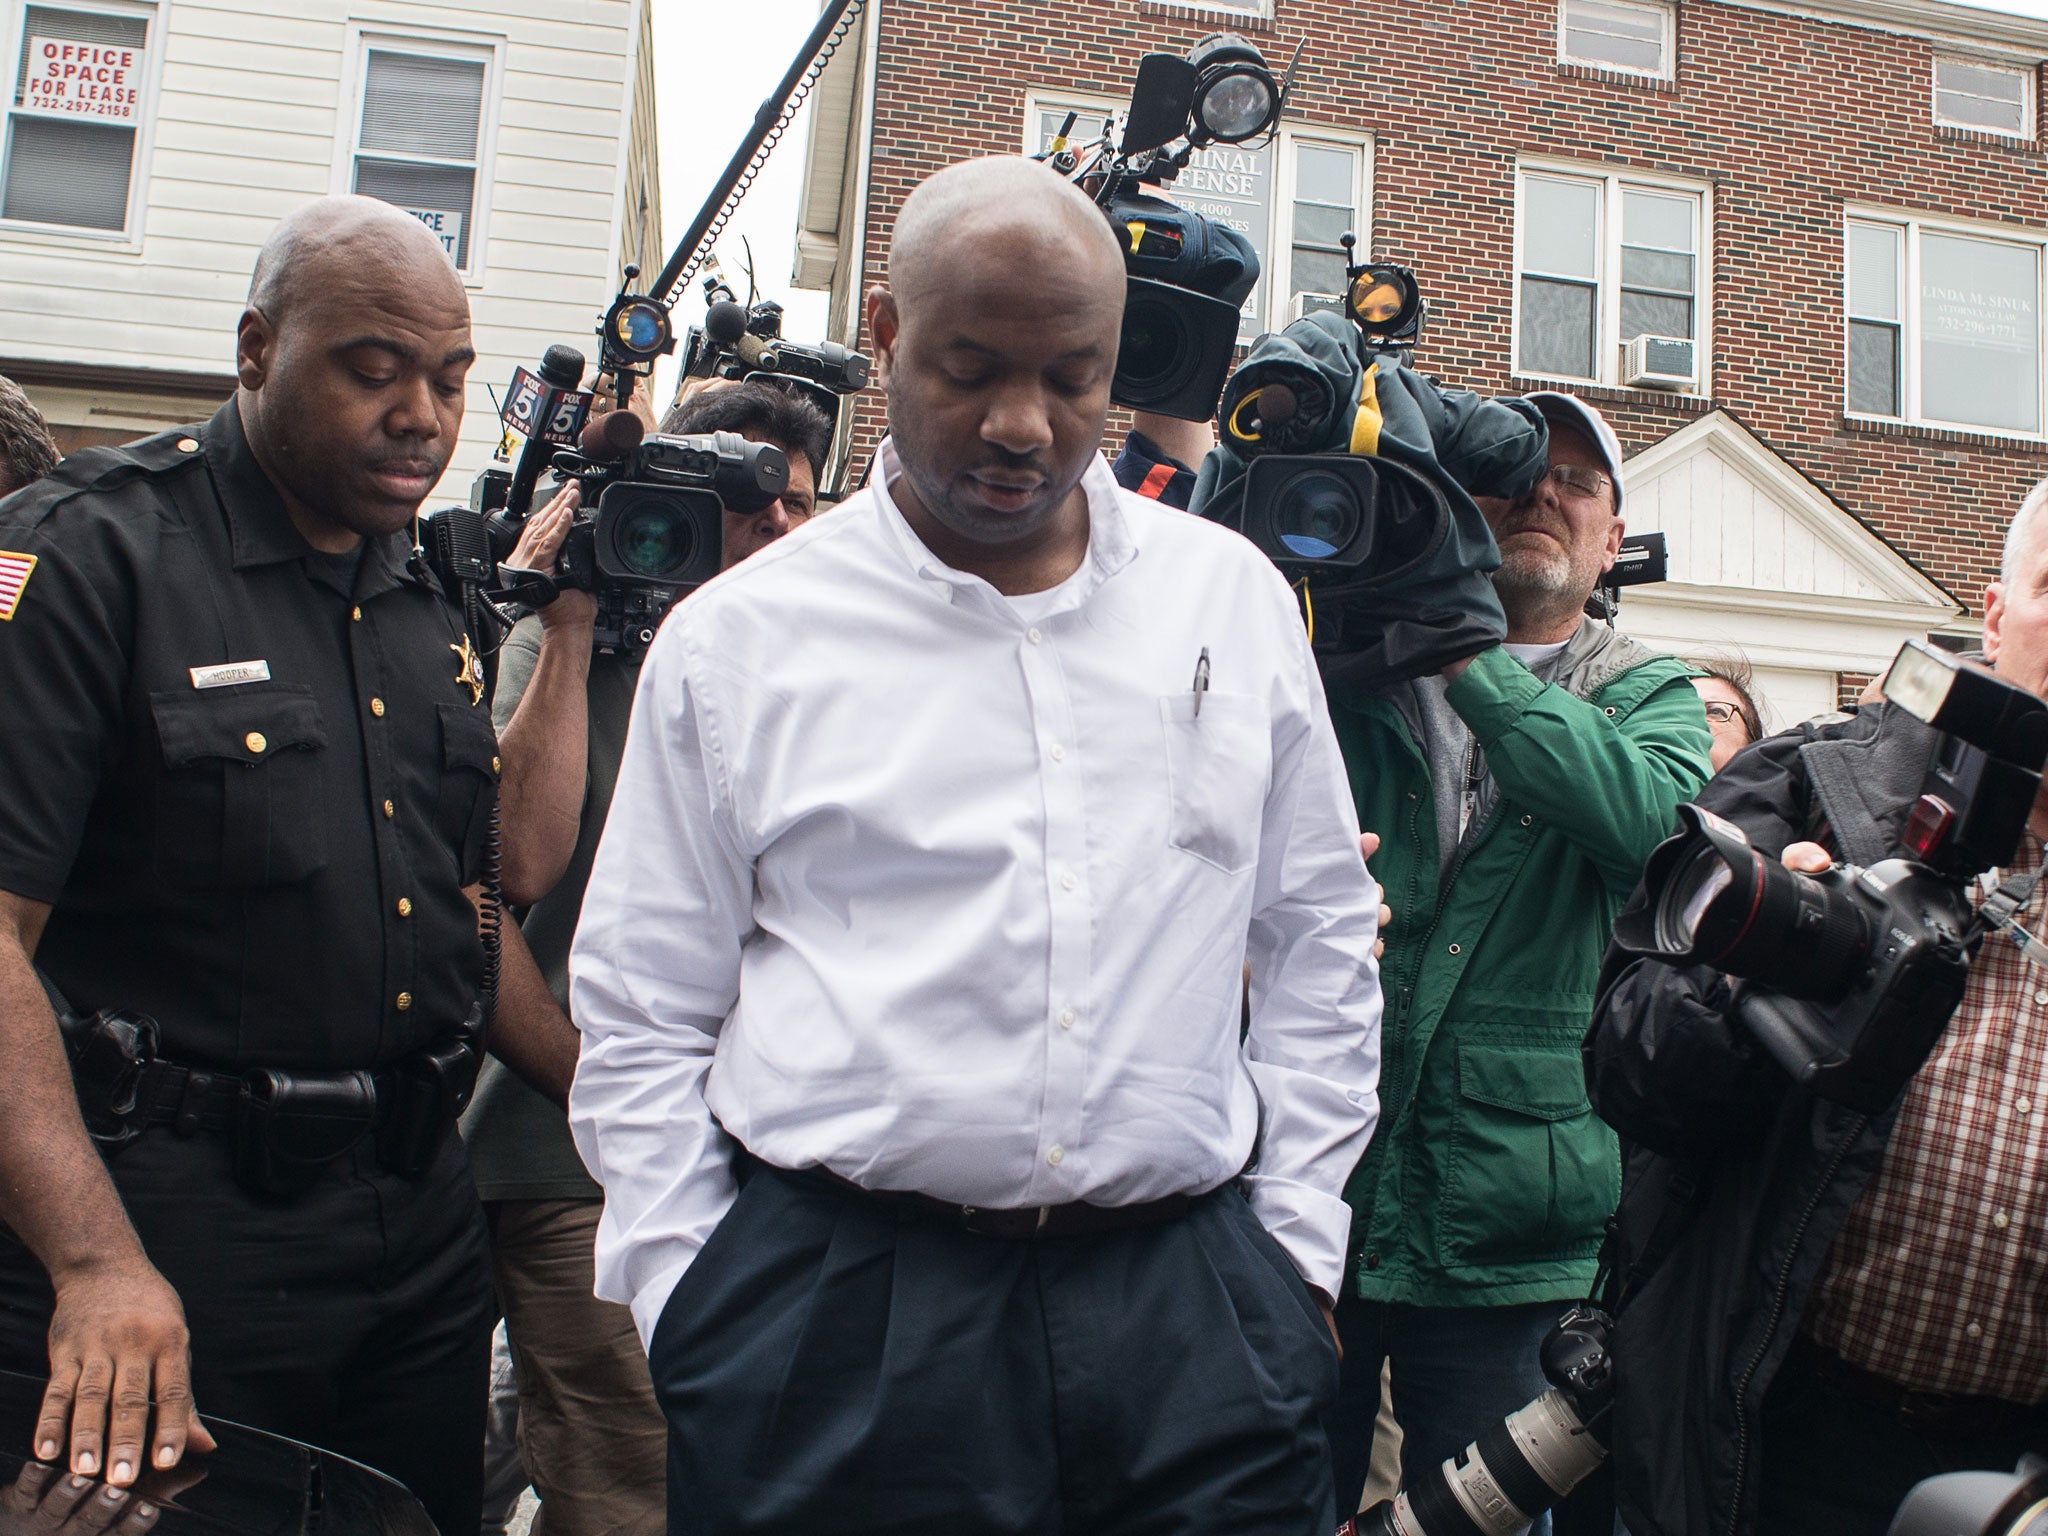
[19,37,143,121]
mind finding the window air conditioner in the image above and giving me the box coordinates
[1290,290,1345,323]
[1623,334,1696,389]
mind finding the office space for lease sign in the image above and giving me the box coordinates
[19,36,145,122]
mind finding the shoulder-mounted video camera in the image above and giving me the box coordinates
[1040,33,1299,421]
[418,324,787,662]
[1617,639,2048,1113]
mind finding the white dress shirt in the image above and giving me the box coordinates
[569,440,1383,1346]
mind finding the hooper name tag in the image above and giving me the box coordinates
[190,660,271,690]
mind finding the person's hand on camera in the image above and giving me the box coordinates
[37,1257,214,1490]
[1359,832,1392,961]
[1781,842,1833,873]
[506,485,596,632]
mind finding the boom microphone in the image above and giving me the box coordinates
[506,345,588,522]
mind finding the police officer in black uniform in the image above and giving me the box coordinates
[0,196,582,1536]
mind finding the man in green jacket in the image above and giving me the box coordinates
[1326,393,1712,1521]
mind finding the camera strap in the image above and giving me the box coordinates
[1975,870,2048,972]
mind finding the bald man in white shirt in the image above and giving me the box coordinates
[570,155,1382,1536]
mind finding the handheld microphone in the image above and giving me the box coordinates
[505,344,588,522]
[705,301,772,369]
[580,409,645,463]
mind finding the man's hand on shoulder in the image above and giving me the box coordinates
[38,1254,214,1485]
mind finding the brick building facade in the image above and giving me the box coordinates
[795,0,2048,721]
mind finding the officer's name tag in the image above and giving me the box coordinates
[190,660,271,690]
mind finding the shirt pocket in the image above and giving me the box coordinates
[148,684,329,889]
[434,701,501,886]
[1158,691,1271,875]
[1435,1042,1619,1269]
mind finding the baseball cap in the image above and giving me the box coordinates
[1527,391,1625,515]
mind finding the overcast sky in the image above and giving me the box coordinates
[648,0,2048,398]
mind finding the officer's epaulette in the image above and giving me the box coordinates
[2,424,209,532]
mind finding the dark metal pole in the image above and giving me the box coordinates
[649,0,864,303]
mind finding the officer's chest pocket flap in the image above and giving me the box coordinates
[1158,692,1270,875]
[148,685,329,889]
[436,701,499,885]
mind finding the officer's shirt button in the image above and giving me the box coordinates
[244,732,266,755]
[175,437,198,453]
[370,697,386,717]
[382,799,396,819]
[492,755,501,775]
[351,606,363,623]
[396,897,413,918]
[395,991,413,1011]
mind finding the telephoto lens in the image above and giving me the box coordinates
[1338,1309,1614,1536]
[1626,803,1874,1001]
[1888,1457,2048,1536]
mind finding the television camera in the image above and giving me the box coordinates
[1039,33,1299,421]
[680,259,868,431]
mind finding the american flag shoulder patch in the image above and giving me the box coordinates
[0,550,35,622]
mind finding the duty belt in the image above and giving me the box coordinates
[61,1004,485,1194]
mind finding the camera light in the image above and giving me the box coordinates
[1185,33,1282,147]
[613,300,672,358]
[1348,265,1423,339]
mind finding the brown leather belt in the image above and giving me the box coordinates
[774,1158,1198,1240]
[1790,1335,2048,1440]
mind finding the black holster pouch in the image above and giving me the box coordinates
[59,1008,160,1150]
[375,1004,485,1178]
[235,1069,377,1198]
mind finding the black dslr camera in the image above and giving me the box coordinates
[680,262,868,431]
[1040,33,1295,421]
[1616,639,2048,1113]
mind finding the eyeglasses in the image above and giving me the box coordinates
[1702,701,1742,724]
[1540,463,1612,500]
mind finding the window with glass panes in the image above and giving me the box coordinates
[1288,141,1359,311]
[1557,0,1673,77]
[351,45,487,272]
[2,3,151,232]
[1516,166,1703,386]
[1933,57,2032,137]
[1847,214,2044,436]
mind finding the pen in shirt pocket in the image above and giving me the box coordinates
[1192,646,1210,717]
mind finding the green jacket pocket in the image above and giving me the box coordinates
[1435,1043,1619,1269]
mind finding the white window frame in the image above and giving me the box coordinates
[0,0,164,248]
[1510,158,1712,394]
[1270,126,1373,323]
[1931,54,2035,140]
[1146,0,1273,19]
[1843,205,2048,442]
[331,21,503,285]
[1020,89,1371,338]
[1556,0,1675,81]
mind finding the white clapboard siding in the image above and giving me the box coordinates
[1614,412,1963,701]
[0,0,654,500]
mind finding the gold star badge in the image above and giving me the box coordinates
[451,635,485,706]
